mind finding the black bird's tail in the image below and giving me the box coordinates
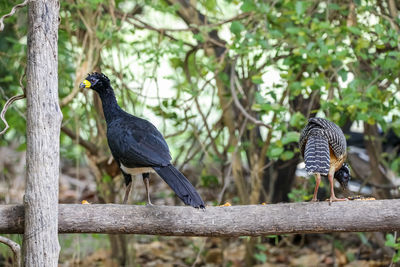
[154,165,205,208]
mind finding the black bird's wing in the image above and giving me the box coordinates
[107,114,172,167]
[107,112,205,208]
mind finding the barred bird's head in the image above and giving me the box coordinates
[334,163,351,190]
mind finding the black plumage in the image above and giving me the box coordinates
[79,72,205,208]
[299,117,350,202]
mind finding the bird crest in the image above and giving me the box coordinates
[86,72,110,84]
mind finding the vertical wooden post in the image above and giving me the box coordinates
[24,0,61,265]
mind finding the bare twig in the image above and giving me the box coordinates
[229,61,271,129]
[370,10,400,33]
[217,118,248,204]
[0,0,29,31]
[61,126,99,155]
[130,12,250,33]
[164,107,190,139]
[0,71,26,136]
[182,46,224,158]
[0,235,21,267]
[0,94,25,136]
[125,18,195,48]
[191,237,208,267]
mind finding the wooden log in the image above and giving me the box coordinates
[1,200,399,236]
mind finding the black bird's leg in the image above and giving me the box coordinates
[122,170,133,204]
[142,173,153,205]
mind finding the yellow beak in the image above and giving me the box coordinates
[79,80,91,89]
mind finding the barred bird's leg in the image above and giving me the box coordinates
[328,168,347,204]
[312,173,321,202]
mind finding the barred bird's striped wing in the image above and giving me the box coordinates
[303,130,330,176]
[299,117,347,176]
[307,117,346,159]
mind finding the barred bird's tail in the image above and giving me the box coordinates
[304,134,330,176]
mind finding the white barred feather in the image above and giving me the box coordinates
[299,118,346,176]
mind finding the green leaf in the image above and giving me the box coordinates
[201,175,219,187]
[269,147,284,158]
[302,78,314,87]
[332,60,342,68]
[348,26,362,35]
[289,112,306,129]
[241,0,256,12]
[169,57,182,68]
[281,150,294,160]
[230,21,245,36]
[251,74,263,84]
[394,254,400,263]
[194,33,204,42]
[385,234,396,247]
[255,243,267,251]
[286,27,300,34]
[338,69,348,82]
[254,252,267,263]
[282,131,300,145]
[204,0,216,11]
[328,3,340,10]
[295,1,307,16]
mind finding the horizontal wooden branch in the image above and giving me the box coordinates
[1,200,399,236]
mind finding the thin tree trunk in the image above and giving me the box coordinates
[363,123,392,198]
[23,0,62,266]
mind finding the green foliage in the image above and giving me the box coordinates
[254,243,267,263]
[253,251,267,263]
[288,188,310,202]
[385,233,400,263]
[201,174,219,188]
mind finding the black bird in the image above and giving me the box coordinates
[299,117,351,202]
[79,72,205,208]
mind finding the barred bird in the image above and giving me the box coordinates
[299,117,350,203]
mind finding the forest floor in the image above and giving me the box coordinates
[57,232,395,267]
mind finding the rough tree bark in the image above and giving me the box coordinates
[23,0,62,266]
[1,200,399,235]
[363,123,392,198]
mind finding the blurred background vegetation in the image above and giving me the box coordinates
[1,0,400,266]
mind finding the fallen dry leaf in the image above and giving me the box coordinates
[347,196,376,201]
[205,248,223,265]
